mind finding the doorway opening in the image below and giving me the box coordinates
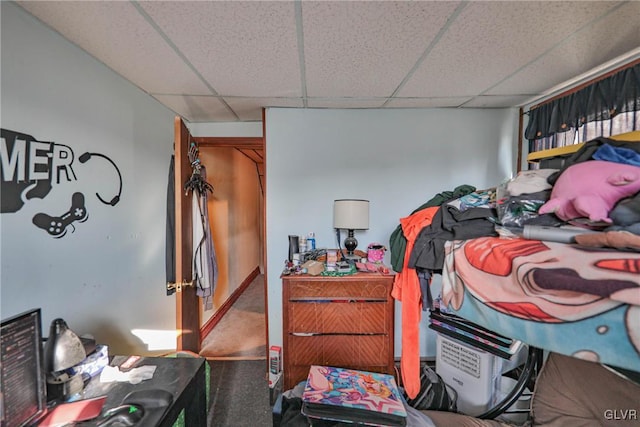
[173,116,267,358]
[195,138,265,360]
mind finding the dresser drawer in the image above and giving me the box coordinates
[289,301,389,334]
[288,280,390,299]
[287,334,390,366]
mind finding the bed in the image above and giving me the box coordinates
[400,130,640,421]
[437,130,640,374]
[441,236,640,373]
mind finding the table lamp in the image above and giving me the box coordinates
[333,199,369,259]
[44,318,87,402]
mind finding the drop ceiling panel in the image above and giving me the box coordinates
[153,95,238,123]
[307,98,387,109]
[224,97,304,122]
[302,1,460,98]
[385,97,472,109]
[11,1,640,123]
[488,2,640,97]
[16,1,211,95]
[398,1,619,98]
[139,1,301,98]
[462,95,535,109]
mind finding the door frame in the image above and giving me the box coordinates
[173,115,267,353]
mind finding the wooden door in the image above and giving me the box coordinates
[174,116,199,352]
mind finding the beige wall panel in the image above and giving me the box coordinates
[199,147,261,326]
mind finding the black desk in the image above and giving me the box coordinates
[80,355,207,426]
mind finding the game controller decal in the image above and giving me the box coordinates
[32,192,88,238]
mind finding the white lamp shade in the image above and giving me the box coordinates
[333,199,369,230]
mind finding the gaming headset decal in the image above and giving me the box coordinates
[78,152,122,206]
[1,128,123,238]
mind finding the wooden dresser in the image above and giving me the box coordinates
[281,272,395,390]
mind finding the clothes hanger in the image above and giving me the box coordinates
[184,139,213,195]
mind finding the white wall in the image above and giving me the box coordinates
[265,107,519,358]
[1,2,176,355]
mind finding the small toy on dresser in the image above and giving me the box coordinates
[367,243,387,263]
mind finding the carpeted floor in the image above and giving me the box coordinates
[208,360,273,426]
[200,274,267,360]
[202,275,272,425]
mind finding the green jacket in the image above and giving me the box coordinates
[389,184,476,272]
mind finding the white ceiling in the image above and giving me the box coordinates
[16,1,640,123]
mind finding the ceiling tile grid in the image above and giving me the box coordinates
[462,95,536,109]
[139,1,302,98]
[397,1,619,98]
[16,1,211,96]
[488,1,640,97]
[385,97,472,109]
[307,97,388,109]
[301,0,460,98]
[153,94,238,123]
[12,0,640,123]
[224,97,304,122]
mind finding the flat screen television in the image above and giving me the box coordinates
[1,308,47,427]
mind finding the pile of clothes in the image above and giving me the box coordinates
[388,135,640,400]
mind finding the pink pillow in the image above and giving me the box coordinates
[538,160,640,223]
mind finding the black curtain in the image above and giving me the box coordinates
[525,63,640,145]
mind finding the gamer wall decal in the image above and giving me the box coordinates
[32,191,89,238]
[1,128,123,238]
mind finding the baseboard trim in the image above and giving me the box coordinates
[200,266,261,340]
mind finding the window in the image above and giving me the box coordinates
[525,62,639,156]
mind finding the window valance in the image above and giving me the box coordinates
[525,63,640,141]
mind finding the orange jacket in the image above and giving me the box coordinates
[391,206,439,399]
